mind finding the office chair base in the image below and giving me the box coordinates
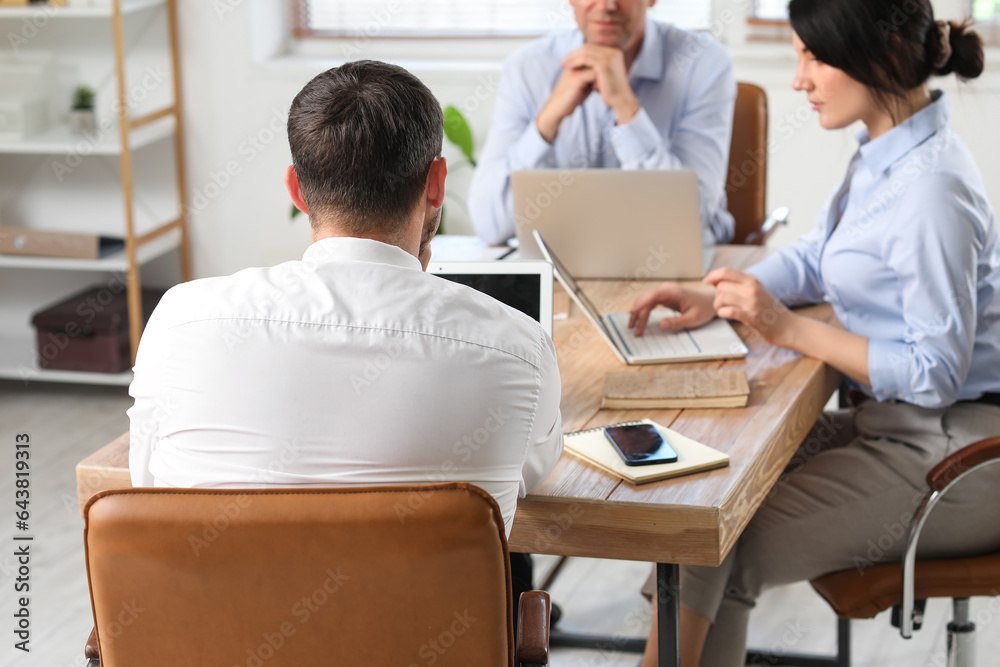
[947,598,975,667]
[745,617,851,667]
[548,630,646,654]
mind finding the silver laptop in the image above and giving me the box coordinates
[534,231,747,365]
[512,169,714,280]
[427,260,554,336]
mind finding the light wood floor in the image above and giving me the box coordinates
[1,380,996,666]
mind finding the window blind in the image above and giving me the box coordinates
[751,0,789,21]
[297,0,714,37]
[752,2,994,26]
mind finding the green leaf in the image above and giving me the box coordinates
[290,204,302,220]
[443,105,476,166]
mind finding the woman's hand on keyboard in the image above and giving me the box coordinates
[628,283,717,337]
[704,268,795,346]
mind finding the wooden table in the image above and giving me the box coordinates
[76,245,842,667]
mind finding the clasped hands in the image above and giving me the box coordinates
[629,269,800,349]
[536,44,640,143]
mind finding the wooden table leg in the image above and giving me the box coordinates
[658,563,681,667]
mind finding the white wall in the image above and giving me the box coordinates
[175,0,1000,278]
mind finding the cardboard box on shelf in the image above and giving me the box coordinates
[0,226,125,260]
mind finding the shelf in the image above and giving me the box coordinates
[0,0,163,19]
[0,115,174,155]
[0,333,132,386]
[0,226,179,271]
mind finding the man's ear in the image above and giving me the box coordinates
[426,157,448,209]
[284,165,309,215]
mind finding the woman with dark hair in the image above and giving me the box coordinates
[632,1,1000,665]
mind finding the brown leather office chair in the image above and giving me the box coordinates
[727,82,788,245]
[82,483,551,667]
[746,436,1000,667]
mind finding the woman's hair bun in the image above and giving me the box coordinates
[934,20,984,80]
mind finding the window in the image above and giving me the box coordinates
[295,0,714,38]
[747,0,793,42]
[751,0,789,22]
[973,0,1000,21]
[751,0,1000,23]
[747,1,1000,43]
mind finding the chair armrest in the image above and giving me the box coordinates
[85,626,99,660]
[927,435,1000,492]
[744,206,789,246]
[516,590,550,666]
[900,434,1000,638]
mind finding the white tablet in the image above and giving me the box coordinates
[427,260,554,337]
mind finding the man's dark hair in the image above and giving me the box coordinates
[789,0,983,119]
[287,60,444,236]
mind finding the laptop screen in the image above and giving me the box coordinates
[427,260,554,336]
[532,231,605,325]
[437,273,542,323]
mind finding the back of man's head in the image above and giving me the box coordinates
[287,60,444,238]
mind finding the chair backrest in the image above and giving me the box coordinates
[84,483,513,667]
[727,82,769,245]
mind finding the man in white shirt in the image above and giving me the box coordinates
[127,60,563,542]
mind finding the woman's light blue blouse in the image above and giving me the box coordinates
[749,92,1000,408]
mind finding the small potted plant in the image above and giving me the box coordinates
[70,85,96,133]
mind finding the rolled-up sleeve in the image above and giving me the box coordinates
[468,58,555,246]
[747,222,828,307]
[519,326,563,497]
[867,174,983,407]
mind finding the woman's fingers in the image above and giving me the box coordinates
[716,305,751,325]
[659,311,702,332]
[630,308,652,336]
[703,267,747,287]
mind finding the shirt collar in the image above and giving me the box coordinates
[855,90,951,175]
[301,237,422,271]
[629,19,665,82]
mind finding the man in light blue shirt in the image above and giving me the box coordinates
[469,0,737,247]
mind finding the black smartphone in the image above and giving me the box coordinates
[603,424,678,466]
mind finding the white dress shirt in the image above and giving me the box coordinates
[128,237,563,536]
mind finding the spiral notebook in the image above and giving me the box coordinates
[564,419,729,484]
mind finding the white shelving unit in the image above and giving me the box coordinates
[0,0,191,385]
[0,333,132,386]
[0,115,174,155]
[0,0,164,19]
